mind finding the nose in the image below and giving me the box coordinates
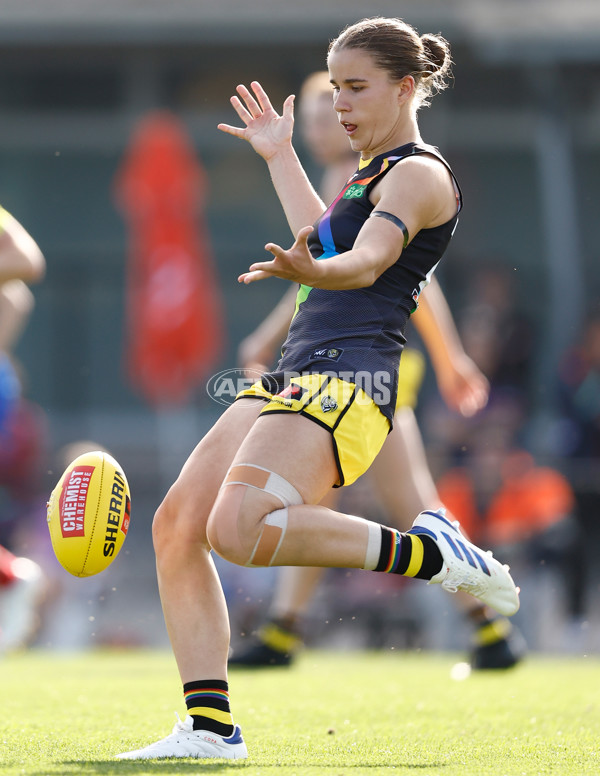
[333,91,348,114]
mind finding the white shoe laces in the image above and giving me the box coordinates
[171,712,192,735]
[440,553,511,597]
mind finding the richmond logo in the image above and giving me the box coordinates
[321,395,338,413]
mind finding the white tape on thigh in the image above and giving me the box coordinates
[223,463,303,507]
[246,507,289,567]
[363,521,382,570]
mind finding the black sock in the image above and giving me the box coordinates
[183,679,234,737]
[374,526,443,580]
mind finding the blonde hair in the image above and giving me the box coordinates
[299,71,332,102]
[328,17,452,110]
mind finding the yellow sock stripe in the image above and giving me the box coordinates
[404,534,425,578]
[187,706,233,726]
[259,623,302,654]
[475,618,512,646]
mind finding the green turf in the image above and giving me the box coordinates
[0,649,598,775]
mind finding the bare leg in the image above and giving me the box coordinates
[251,409,475,628]
[156,407,370,685]
[268,490,339,619]
[208,412,379,572]
[153,399,263,683]
[370,406,485,613]
[370,406,442,518]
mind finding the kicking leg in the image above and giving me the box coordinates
[207,412,519,614]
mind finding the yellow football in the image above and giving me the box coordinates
[47,450,131,577]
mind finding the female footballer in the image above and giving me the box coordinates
[117,17,519,761]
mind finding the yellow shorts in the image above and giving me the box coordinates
[237,374,391,487]
[396,348,426,411]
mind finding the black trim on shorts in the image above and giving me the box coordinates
[234,394,270,404]
[308,373,333,405]
[254,407,345,487]
[298,410,344,488]
[331,384,358,433]
[314,377,351,486]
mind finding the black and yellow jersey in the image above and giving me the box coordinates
[264,141,462,423]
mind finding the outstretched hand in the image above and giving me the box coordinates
[436,353,490,418]
[217,81,295,161]
[238,225,322,286]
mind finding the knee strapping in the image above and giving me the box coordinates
[220,464,303,567]
[223,463,303,507]
[247,507,288,567]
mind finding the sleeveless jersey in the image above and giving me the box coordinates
[264,141,463,423]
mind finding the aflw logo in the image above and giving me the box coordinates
[59,466,94,538]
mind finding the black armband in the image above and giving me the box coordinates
[369,210,409,248]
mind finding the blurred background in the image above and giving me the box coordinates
[1,0,599,656]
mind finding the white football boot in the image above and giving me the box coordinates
[408,508,520,617]
[116,714,248,760]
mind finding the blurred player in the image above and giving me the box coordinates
[0,206,46,653]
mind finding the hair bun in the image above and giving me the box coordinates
[421,33,450,74]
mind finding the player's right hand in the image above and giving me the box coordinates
[217,81,295,161]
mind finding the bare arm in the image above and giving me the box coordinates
[412,276,489,417]
[0,208,45,285]
[0,280,35,352]
[238,156,453,289]
[218,82,325,236]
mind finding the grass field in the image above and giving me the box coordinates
[0,649,598,775]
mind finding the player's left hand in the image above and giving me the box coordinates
[238,226,322,286]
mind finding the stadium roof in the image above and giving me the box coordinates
[0,0,598,60]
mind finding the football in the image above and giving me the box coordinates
[47,450,131,577]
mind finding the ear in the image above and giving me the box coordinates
[397,75,416,106]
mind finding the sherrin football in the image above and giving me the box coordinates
[47,450,131,577]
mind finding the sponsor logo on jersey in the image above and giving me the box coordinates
[321,395,338,413]
[310,347,344,362]
[343,183,367,199]
[59,466,94,537]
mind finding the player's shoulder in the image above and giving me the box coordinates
[380,153,449,200]
[391,149,449,179]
